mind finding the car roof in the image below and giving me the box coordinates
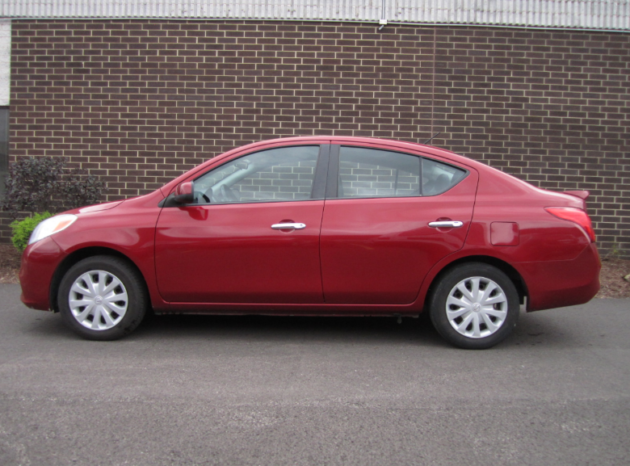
[218,135,480,167]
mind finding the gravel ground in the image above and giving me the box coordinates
[0,244,20,284]
[1,243,628,298]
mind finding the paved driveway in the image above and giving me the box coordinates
[1,283,629,465]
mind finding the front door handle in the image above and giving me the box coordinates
[429,220,463,228]
[271,223,306,230]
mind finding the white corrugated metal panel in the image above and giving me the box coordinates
[0,1,381,20]
[0,0,629,31]
[387,0,630,30]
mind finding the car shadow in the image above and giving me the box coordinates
[22,308,584,350]
[133,313,447,347]
[502,310,586,349]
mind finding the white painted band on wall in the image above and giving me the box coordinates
[0,20,10,106]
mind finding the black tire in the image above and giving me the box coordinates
[58,256,148,341]
[429,263,519,349]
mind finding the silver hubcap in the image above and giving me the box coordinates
[446,276,508,339]
[68,270,128,331]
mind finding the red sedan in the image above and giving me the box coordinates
[19,137,600,348]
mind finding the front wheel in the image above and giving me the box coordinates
[429,263,520,349]
[58,256,148,341]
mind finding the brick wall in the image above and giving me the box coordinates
[3,20,629,256]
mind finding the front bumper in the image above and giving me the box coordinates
[19,237,64,311]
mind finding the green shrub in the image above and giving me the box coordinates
[10,212,53,253]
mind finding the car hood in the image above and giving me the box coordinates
[77,201,124,214]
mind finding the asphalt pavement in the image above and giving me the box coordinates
[0,283,629,466]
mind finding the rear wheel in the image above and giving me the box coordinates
[58,256,147,341]
[429,263,519,349]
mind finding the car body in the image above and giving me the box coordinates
[19,136,601,348]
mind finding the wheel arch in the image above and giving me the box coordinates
[49,247,150,313]
[423,255,529,312]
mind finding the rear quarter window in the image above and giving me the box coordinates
[422,158,467,196]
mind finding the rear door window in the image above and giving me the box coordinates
[336,147,420,199]
[333,146,467,198]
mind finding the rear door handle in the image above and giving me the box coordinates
[271,223,306,230]
[429,220,463,228]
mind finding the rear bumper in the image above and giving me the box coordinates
[19,237,63,311]
[521,243,600,312]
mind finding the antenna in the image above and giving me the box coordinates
[423,131,441,145]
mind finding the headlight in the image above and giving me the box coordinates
[29,214,78,245]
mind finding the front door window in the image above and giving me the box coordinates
[193,146,320,204]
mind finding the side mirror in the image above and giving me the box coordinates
[173,181,194,204]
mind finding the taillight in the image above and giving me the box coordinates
[545,207,596,242]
